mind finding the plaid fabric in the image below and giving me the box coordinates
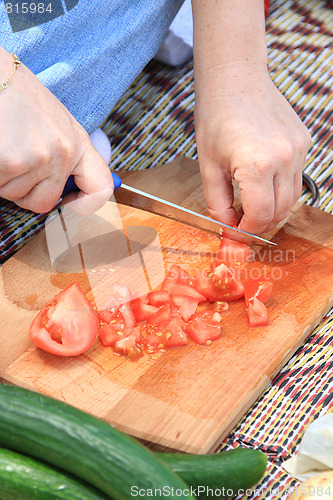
[1,1,333,498]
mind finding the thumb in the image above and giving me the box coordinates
[63,139,114,215]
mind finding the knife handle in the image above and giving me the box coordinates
[62,172,122,197]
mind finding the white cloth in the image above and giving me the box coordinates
[283,414,333,482]
[155,0,193,66]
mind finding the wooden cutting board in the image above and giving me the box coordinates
[1,157,333,454]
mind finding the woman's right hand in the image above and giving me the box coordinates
[0,48,114,214]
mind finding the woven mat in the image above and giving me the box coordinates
[1,0,333,498]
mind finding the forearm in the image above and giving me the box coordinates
[191,0,268,96]
[0,46,16,81]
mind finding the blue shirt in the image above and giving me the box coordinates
[0,0,183,132]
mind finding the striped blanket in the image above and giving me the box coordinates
[1,1,332,498]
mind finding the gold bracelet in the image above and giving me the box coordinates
[0,53,21,92]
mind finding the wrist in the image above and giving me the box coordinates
[194,63,269,100]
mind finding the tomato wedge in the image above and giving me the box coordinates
[161,265,206,302]
[160,316,188,347]
[217,237,252,266]
[114,326,143,360]
[171,294,198,322]
[29,282,99,356]
[244,278,273,305]
[99,324,124,347]
[147,290,170,307]
[186,310,222,345]
[148,303,172,325]
[247,297,269,327]
[196,269,244,302]
[131,295,159,322]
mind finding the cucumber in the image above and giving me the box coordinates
[0,447,108,500]
[0,384,193,499]
[156,448,267,499]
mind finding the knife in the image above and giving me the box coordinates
[62,174,276,246]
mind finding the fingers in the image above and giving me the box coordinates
[13,134,113,214]
[200,159,239,228]
[235,165,276,235]
[237,132,310,235]
[62,138,114,215]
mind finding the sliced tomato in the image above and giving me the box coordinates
[217,237,252,266]
[98,306,120,325]
[161,265,206,302]
[131,295,159,322]
[186,309,222,345]
[29,282,99,356]
[247,297,269,327]
[159,316,188,347]
[99,324,125,347]
[114,326,143,360]
[142,333,166,352]
[98,304,136,329]
[171,294,198,322]
[148,303,172,325]
[196,270,244,302]
[119,303,136,328]
[209,262,236,290]
[147,290,170,307]
[163,264,196,288]
[244,278,273,305]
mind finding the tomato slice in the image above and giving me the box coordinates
[247,297,269,327]
[114,326,143,360]
[99,324,125,347]
[98,306,120,325]
[131,295,159,322]
[244,278,273,305]
[147,290,170,307]
[158,316,188,348]
[196,270,244,302]
[142,333,167,352]
[148,303,172,325]
[171,294,198,322]
[209,262,236,290]
[29,282,99,356]
[186,310,222,345]
[161,265,206,302]
[217,237,252,266]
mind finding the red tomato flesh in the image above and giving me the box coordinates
[29,282,99,356]
[247,297,269,327]
[99,324,125,347]
[196,269,244,302]
[131,296,159,322]
[217,237,252,266]
[186,310,222,345]
[147,290,170,307]
[244,278,273,305]
[161,265,206,302]
[171,293,198,322]
[114,326,143,360]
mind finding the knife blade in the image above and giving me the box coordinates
[63,174,276,246]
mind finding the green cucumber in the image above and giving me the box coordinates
[0,384,193,499]
[0,447,108,500]
[156,448,267,498]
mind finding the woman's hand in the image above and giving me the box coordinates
[0,48,114,214]
[195,67,311,235]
